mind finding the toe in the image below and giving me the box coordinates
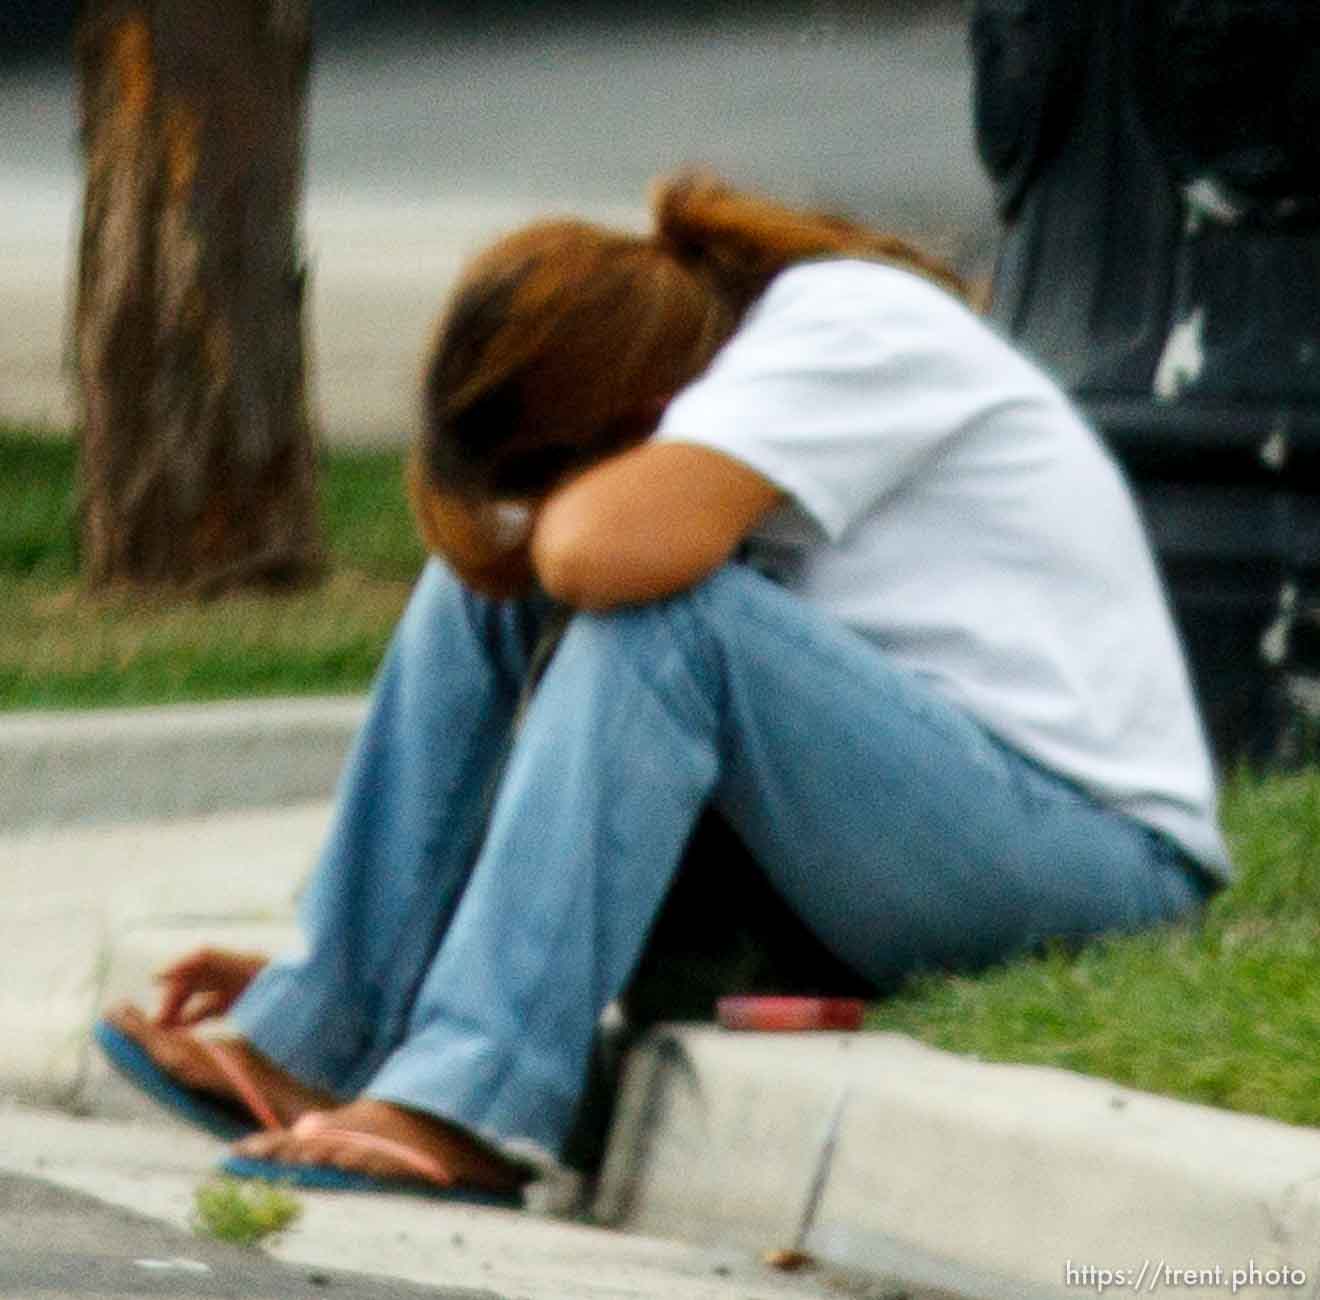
[232,1130,286,1159]
[104,1002,148,1035]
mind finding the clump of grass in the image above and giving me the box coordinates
[0,429,78,581]
[193,1178,302,1247]
[321,445,425,583]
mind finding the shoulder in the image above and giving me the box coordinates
[691,259,989,395]
[706,259,980,376]
[752,258,970,331]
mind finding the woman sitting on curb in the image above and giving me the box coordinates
[98,172,1232,1201]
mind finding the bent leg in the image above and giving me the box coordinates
[361,565,1205,1160]
[231,560,550,1097]
[695,571,1207,985]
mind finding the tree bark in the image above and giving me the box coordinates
[74,0,323,594]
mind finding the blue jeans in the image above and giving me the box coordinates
[232,560,1208,1160]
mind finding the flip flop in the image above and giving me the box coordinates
[93,1018,282,1142]
[218,1113,523,1207]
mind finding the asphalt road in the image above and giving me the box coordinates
[304,5,992,248]
[0,5,996,442]
[0,1172,497,1300]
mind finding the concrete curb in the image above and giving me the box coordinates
[0,697,364,829]
[597,1027,1320,1300]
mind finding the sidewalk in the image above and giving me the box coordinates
[2,699,1319,1300]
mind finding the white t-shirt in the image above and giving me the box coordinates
[654,259,1231,879]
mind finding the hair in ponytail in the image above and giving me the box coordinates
[414,170,966,512]
[649,169,969,313]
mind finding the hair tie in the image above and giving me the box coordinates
[650,224,700,266]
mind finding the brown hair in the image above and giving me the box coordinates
[415,170,967,504]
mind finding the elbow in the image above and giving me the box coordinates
[530,507,608,608]
[531,538,589,607]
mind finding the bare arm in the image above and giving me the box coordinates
[530,441,784,609]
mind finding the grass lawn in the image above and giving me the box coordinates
[0,428,424,710]
[5,426,1318,1130]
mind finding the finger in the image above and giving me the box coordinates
[230,954,270,987]
[175,991,228,1027]
[156,973,213,1025]
[153,949,216,983]
[154,992,190,1028]
[156,948,266,987]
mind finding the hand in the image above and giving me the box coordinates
[152,947,269,1028]
[410,476,540,600]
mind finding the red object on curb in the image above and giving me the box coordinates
[716,996,865,1032]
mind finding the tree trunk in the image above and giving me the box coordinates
[74,0,323,594]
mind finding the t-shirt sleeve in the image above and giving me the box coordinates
[653,264,985,543]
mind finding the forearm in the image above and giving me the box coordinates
[412,439,781,609]
[530,442,783,610]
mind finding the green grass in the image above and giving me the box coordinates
[193,1178,302,1247]
[0,433,79,582]
[0,429,425,710]
[866,767,1320,1129]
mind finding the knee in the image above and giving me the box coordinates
[393,562,537,686]
[560,573,721,661]
[543,570,786,725]
[568,564,761,640]
[394,560,467,650]
[575,563,792,664]
[558,598,685,668]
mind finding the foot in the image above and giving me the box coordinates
[231,1098,530,1194]
[103,1003,334,1128]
